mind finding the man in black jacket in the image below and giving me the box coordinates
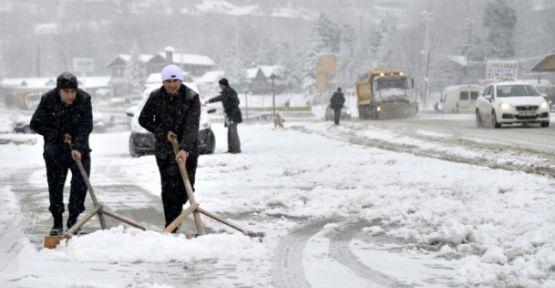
[30,72,93,236]
[138,64,200,232]
[330,87,346,125]
[204,78,242,153]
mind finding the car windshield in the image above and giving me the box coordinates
[496,85,540,97]
[375,77,407,90]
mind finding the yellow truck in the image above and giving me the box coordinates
[355,70,418,119]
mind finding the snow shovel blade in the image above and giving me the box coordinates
[43,235,61,249]
[246,231,265,240]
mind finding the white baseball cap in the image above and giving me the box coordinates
[161,64,183,81]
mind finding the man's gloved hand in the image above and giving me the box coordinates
[71,150,82,161]
[167,131,177,143]
[64,133,73,144]
[176,150,188,163]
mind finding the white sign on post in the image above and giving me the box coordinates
[73,58,95,73]
[486,60,518,82]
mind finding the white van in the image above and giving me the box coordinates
[441,85,481,114]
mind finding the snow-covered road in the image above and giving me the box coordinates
[0,116,554,287]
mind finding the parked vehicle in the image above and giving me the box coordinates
[12,112,107,134]
[441,84,480,114]
[126,84,216,157]
[475,81,550,128]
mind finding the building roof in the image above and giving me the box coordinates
[156,52,215,66]
[107,50,215,68]
[196,70,225,83]
[531,50,555,72]
[193,1,264,16]
[0,76,111,89]
[246,65,281,79]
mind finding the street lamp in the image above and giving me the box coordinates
[244,90,249,123]
[271,73,276,120]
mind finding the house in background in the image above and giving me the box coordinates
[195,70,226,98]
[106,46,215,96]
[245,65,284,95]
[0,76,111,109]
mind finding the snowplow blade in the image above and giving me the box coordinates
[377,102,418,119]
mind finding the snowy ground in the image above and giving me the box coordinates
[0,109,554,287]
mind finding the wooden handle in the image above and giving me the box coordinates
[170,138,205,235]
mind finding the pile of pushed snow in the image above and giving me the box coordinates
[42,226,269,264]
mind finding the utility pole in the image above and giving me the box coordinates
[271,73,276,120]
[464,0,473,60]
[421,10,434,109]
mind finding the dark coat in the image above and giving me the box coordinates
[138,84,200,159]
[330,91,345,110]
[208,86,242,125]
[30,88,93,153]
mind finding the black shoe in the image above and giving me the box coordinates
[67,214,78,230]
[49,226,63,236]
[50,215,63,236]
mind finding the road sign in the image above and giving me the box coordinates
[486,60,518,82]
[73,58,95,73]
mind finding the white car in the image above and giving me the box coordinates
[475,81,550,128]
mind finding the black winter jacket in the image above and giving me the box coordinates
[208,86,242,125]
[138,85,200,159]
[330,91,345,109]
[30,88,93,153]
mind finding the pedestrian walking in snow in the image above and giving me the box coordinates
[204,78,242,153]
[138,64,201,233]
[30,72,93,236]
[330,87,345,125]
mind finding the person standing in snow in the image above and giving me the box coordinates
[330,87,345,125]
[203,78,242,153]
[30,72,93,236]
[138,64,200,233]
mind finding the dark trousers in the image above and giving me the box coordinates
[43,144,90,218]
[227,123,241,153]
[156,155,198,228]
[333,108,342,124]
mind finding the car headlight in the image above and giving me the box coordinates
[500,102,513,111]
[540,101,550,110]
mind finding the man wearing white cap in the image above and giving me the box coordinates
[138,64,201,233]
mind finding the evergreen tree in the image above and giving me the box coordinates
[123,42,145,101]
[369,21,385,61]
[277,42,303,92]
[301,31,321,95]
[255,38,279,65]
[337,23,357,88]
[315,14,342,53]
[215,46,246,85]
[483,0,517,58]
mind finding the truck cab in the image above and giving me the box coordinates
[356,71,417,119]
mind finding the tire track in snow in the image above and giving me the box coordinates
[272,219,332,288]
[329,221,409,288]
[290,124,555,177]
